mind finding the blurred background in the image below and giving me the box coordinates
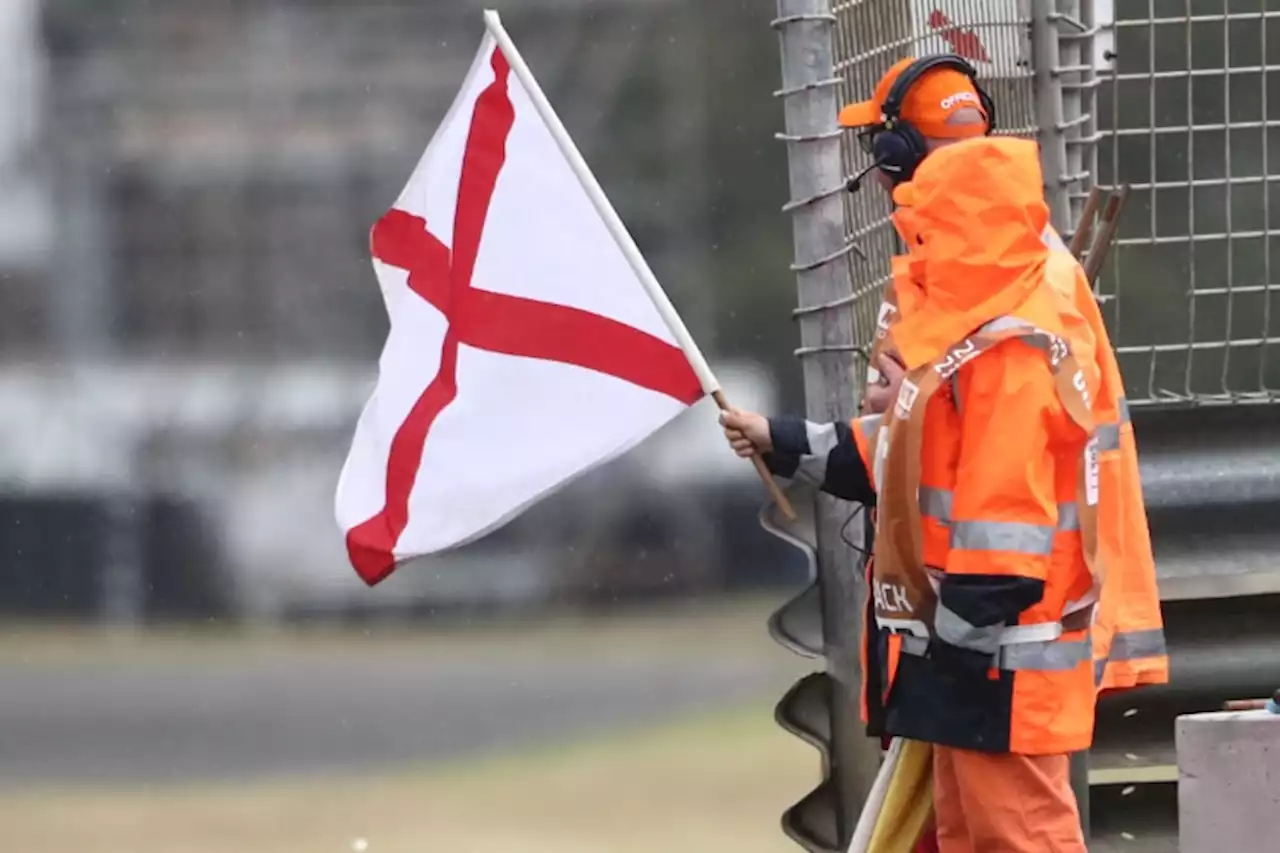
[6,1,1280,851]
[0,1,821,851]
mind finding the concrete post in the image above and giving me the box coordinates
[774,0,881,845]
[1177,708,1280,852]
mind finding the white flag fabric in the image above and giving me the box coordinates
[336,26,707,585]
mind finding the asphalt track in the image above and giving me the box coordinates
[0,624,800,785]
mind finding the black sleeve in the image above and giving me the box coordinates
[930,574,1047,677]
[763,415,875,505]
[940,575,1046,630]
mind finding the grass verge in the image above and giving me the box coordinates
[4,701,818,853]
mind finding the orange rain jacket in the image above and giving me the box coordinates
[864,199,1167,697]
[764,138,1166,756]
[1038,228,1168,694]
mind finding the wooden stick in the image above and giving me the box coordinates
[712,390,797,521]
[1069,187,1104,260]
[1083,186,1131,285]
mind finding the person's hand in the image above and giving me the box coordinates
[863,352,907,415]
[720,408,772,457]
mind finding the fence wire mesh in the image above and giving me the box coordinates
[1096,2,1280,405]
[832,0,1040,369]
[832,0,1280,407]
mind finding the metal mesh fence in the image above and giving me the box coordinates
[1096,2,1280,405]
[832,0,1041,366]
[832,0,1280,407]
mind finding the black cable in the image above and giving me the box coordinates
[839,501,872,558]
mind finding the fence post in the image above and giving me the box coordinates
[774,1,881,848]
[1032,0,1071,230]
[1032,0,1095,232]
[1031,0,1097,839]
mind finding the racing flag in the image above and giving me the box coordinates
[336,12,718,585]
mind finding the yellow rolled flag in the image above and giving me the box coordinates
[868,738,933,853]
[848,738,935,853]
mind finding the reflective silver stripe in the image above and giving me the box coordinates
[1107,629,1167,662]
[858,413,884,438]
[1000,637,1091,672]
[917,488,1078,533]
[793,421,838,485]
[976,316,1061,349]
[950,520,1056,556]
[934,602,1003,656]
[897,632,1092,673]
[805,421,839,457]
[1097,422,1121,452]
[900,635,930,657]
[1001,621,1064,645]
[919,486,953,522]
[979,316,1030,334]
[1097,398,1133,452]
[1091,628,1167,683]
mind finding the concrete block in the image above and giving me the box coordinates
[1177,708,1280,853]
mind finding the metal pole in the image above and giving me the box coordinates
[774,0,881,845]
[1057,0,1089,227]
[1031,0,1073,231]
[1032,2,1096,838]
[1070,748,1092,839]
[1076,0,1102,211]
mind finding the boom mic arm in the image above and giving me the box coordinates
[846,159,901,193]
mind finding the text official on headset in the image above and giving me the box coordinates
[717,55,1152,853]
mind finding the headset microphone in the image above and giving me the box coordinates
[846,159,900,194]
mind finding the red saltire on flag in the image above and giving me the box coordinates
[335,17,711,586]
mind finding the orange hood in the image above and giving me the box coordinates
[888,137,1057,369]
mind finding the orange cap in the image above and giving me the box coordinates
[838,57,989,139]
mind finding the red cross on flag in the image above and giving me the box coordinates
[337,12,785,586]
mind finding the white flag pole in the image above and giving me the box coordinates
[483,10,795,520]
[847,736,902,853]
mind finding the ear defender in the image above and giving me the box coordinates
[871,54,995,185]
[871,118,929,183]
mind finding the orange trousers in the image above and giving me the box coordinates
[932,746,1086,853]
